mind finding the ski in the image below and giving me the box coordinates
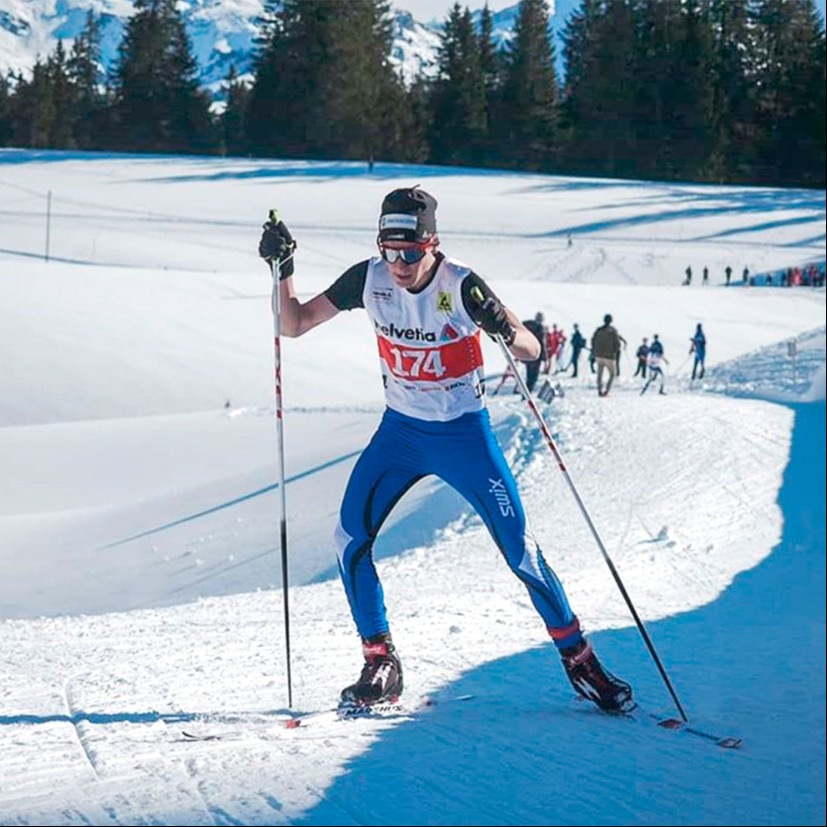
[283,699,410,730]
[575,696,742,750]
[179,693,474,741]
[642,710,743,750]
[181,728,244,742]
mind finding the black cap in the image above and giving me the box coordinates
[604,314,613,324]
[379,186,437,243]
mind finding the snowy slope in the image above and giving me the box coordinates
[0,150,824,825]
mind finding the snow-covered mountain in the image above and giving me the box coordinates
[0,0,568,95]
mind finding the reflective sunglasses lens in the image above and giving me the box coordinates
[381,246,427,264]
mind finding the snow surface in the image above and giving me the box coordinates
[0,149,824,826]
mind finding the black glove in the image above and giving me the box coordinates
[258,219,296,279]
[475,295,516,346]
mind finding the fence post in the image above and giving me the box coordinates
[45,190,52,262]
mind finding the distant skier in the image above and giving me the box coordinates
[641,350,669,395]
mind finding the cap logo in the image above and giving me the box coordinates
[380,213,418,231]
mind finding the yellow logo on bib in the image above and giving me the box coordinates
[437,291,453,313]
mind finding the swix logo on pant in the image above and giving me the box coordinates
[374,319,437,342]
[377,335,482,381]
[488,477,515,517]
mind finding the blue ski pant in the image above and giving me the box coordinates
[333,408,581,647]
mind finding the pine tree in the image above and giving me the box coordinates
[634,0,715,181]
[0,74,12,147]
[46,42,77,148]
[220,65,250,157]
[478,3,502,94]
[68,9,108,149]
[11,60,55,148]
[112,0,215,153]
[497,0,559,170]
[750,0,826,185]
[428,3,488,165]
[246,0,419,162]
[705,0,753,182]
[561,0,637,176]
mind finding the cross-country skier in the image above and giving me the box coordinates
[641,350,669,395]
[258,187,633,714]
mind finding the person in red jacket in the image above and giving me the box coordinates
[544,324,566,374]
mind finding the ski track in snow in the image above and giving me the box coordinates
[0,382,798,825]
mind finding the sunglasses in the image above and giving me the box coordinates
[379,243,431,264]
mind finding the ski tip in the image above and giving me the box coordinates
[421,693,475,707]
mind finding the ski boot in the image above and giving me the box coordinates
[340,633,403,707]
[561,639,634,713]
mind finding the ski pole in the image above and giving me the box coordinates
[473,289,687,721]
[268,208,293,709]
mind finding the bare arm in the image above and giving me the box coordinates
[504,310,541,361]
[278,276,340,337]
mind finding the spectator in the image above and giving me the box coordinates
[684,266,692,286]
[544,323,566,374]
[725,265,732,286]
[702,266,709,286]
[690,323,706,380]
[615,331,627,376]
[568,323,587,378]
[743,266,749,285]
[591,314,623,397]
[634,337,649,379]
[522,312,548,393]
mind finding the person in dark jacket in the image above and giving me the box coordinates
[591,314,622,397]
[649,333,664,357]
[568,323,587,377]
[634,337,649,379]
[522,312,547,392]
[690,323,706,380]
